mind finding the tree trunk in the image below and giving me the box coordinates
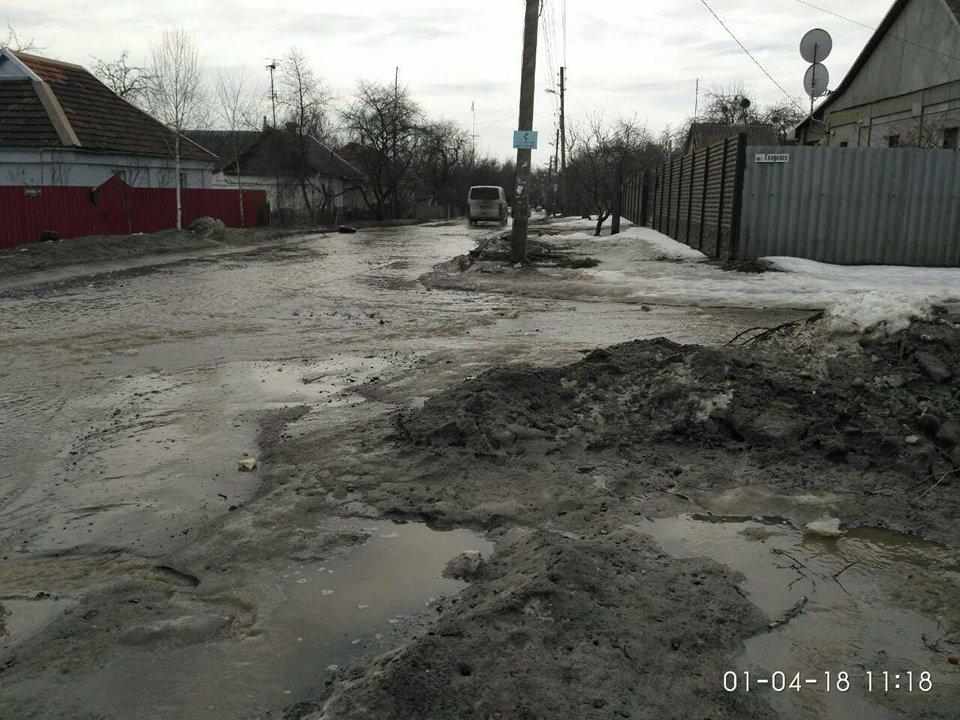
[175,133,182,230]
[234,140,245,227]
[594,210,609,237]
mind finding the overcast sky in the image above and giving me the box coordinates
[9,0,894,163]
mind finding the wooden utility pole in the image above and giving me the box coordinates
[559,65,566,215]
[510,0,540,263]
[267,60,280,223]
[553,126,560,214]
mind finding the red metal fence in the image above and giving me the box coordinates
[1,175,267,249]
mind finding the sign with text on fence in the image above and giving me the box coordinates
[755,153,791,164]
[513,130,538,150]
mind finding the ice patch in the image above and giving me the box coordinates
[824,292,931,335]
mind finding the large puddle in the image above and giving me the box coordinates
[633,513,960,719]
[25,520,491,719]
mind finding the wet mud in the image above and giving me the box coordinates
[270,311,960,719]
[3,220,958,718]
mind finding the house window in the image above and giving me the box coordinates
[888,134,900,148]
[944,127,959,150]
[839,141,849,148]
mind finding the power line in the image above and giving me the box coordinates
[698,0,805,112]
[791,0,960,64]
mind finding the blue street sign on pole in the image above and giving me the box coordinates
[513,130,538,150]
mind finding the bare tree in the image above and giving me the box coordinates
[215,70,258,225]
[92,52,152,108]
[414,121,471,215]
[566,118,657,235]
[701,86,759,126]
[340,80,422,219]
[146,29,205,230]
[278,48,331,221]
[1,24,39,52]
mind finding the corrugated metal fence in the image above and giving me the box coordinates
[628,139,960,266]
[741,146,960,266]
[646,135,746,259]
[1,175,267,249]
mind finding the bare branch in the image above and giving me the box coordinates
[1,24,41,52]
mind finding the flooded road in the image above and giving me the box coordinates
[634,512,960,720]
[0,221,821,718]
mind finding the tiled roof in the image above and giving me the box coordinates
[0,79,60,147]
[7,51,215,163]
[684,122,779,152]
[220,128,364,180]
[184,130,262,169]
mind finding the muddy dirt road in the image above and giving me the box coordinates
[0,221,817,719]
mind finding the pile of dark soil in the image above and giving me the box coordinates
[397,311,960,536]
[312,529,769,720]
[283,310,960,720]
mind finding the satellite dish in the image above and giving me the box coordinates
[800,28,833,64]
[804,63,830,98]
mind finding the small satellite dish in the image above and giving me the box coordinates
[800,28,833,64]
[803,63,830,98]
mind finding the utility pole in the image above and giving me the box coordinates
[471,101,479,159]
[266,60,278,128]
[510,0,540,263]
[553,126,560,215]
[559,65,566,216]
[267,59,280,224]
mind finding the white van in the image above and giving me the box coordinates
[467,186,508,225]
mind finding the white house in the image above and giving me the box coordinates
[797,0,960,148]
[188,125,365,222]
[0,49,217,189]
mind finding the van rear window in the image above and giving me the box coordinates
[470,187,500,200]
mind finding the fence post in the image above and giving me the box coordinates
[699,145,711,251]
[640,171,650,227]
[729,133,748,261]
[674,155,684,238]
[716,138,730,260]
[685,148,697,244]
[656,165,664,230]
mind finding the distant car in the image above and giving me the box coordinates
[467,186,508,225]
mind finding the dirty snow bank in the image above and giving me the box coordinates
[538,219,960,319]
[824,292,933,335]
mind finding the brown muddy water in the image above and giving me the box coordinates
[632,510,960,719]
[5,520,492,720]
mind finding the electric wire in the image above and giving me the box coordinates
[698,0,806,113]
[791,0,960,64]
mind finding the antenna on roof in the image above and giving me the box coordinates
[800,28,832,120]
[266,59,279,128]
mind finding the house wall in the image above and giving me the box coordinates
[212,173,364,214]
[0,149,215,189]
[823,0,960,148]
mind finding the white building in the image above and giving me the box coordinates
[797,0,960,148]
[187,126,365,222]
[0,49,217,189]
